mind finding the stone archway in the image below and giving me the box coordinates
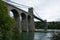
[21,13,27,31]
[10,9,20,29]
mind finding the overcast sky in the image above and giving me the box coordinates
[10,0,60,22]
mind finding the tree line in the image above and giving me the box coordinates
[35,21,60,29]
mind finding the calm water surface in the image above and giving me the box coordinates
[20,32,53,40]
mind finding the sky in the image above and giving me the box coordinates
[9,0,60,22]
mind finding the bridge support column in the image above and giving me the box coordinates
[44,20,48,33]
[23,16,28,32]
[31,17,35,31]
[28,7,35,31]
[19,15,22,32]
[21,13,28,32]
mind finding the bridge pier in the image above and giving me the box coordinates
[44,20,48,33]
[28,8,35,31]
[21,13,28,32]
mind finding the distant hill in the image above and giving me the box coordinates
[35,21,60,29]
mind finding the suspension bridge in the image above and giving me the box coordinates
[2,0,46,32]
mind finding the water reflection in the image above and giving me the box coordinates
[20,32,34,40]
[34,32,52,40]
[19,32,54,40]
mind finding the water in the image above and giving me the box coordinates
[19,32,54,40]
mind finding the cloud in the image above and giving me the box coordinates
[11,0,60,21]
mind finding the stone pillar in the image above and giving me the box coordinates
[19,15,22,32]
[22,16,28,32]
[28,7,35,31]
[24,16,28,32]
[26,16,29,32]
[14,14,21,33]
[44,20,48,33]
[22,17,26,31]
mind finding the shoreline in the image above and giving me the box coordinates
[35,29,60,33]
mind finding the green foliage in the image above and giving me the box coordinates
[35,21,45,29]
[0,0,17,40]
[48,22,60,29]
[35,21,60,29]
[52,33,60,40]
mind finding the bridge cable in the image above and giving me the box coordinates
[33,9,41,18]
[7,1,31,8]
[33,9,45,22]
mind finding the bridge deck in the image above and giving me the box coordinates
[33,15,45,22]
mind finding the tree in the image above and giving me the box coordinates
[0,0,15,40]
[52,33,60,40]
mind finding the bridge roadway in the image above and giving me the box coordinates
[33,15,45,22]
